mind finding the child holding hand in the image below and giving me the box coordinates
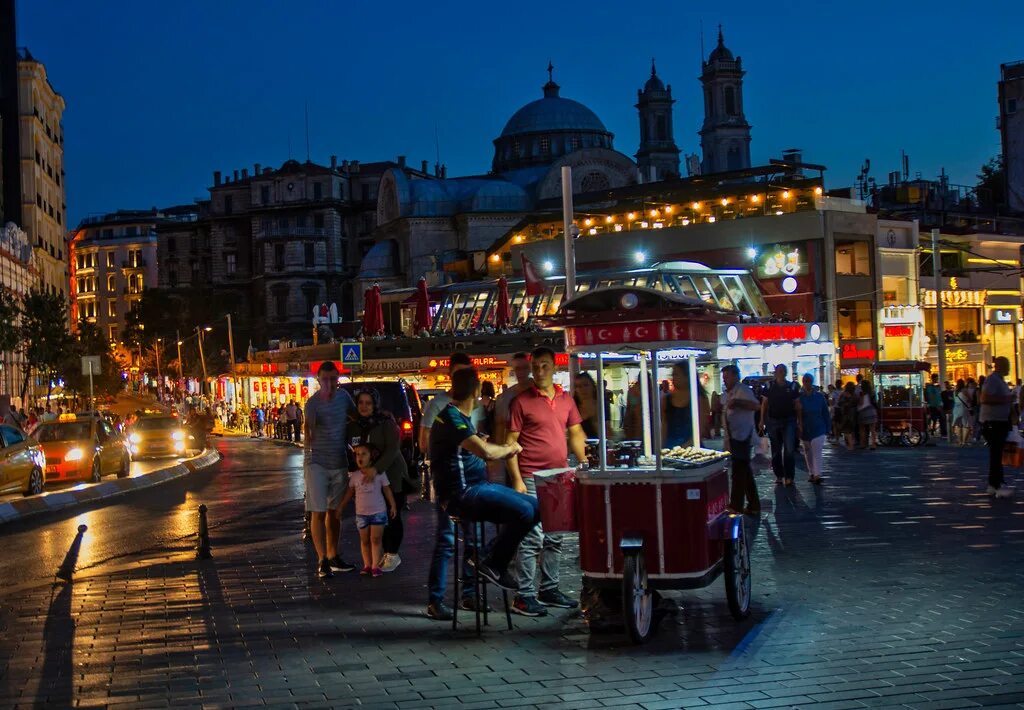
[338,443,397,576]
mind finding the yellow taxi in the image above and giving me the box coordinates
[33,414,131,483]
[0,424,46,495]
[126,415,198,458]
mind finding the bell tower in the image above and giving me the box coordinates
[635,59,680,180]
[699,26,752,174]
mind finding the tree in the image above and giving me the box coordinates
[60,320,124,405]
[18,289,74,403]
[976,156,1006,213]
[0,289,20,398]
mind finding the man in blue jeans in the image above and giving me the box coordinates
[426,367,538,620]
[759,364,802,486]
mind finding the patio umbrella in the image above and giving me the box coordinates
[372,284,385,337]
[413,277,433,334]
[521,253,545,296]
[494,276,512,330]
[362,287,382,337]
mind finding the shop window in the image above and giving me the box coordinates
[919,250,963,277]
[835,241,871,276]
[881,275,912,306]
[924,308,980,343]
[837,300,873,339]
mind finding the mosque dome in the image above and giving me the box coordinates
[492,65,614,174]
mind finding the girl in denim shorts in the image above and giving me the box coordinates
[338,444,397,576]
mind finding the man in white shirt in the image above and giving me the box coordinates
[981,356,1015,498]
[722,365,761,515]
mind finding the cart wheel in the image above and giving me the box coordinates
[901,425,925,447]
[622,550,653,644]
[877,427,893,446]
[724,518,751,620]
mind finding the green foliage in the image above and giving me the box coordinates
[976,156,1006,212]
[0,289,20,355]
[60,320,123,398]
[18,289,74,399]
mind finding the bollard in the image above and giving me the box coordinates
[196,504,213,559]
[55,524,88,582]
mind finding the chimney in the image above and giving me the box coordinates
[434,163,440,177]
[330,155,337,170]
[241,168,249,179]
[397,155,406,168]
[254,163,261,175]
[213,171,222,186]
[440,164,447,179]
[233,169,239,181]
[421,159,428,173]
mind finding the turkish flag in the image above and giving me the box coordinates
[521,253,545,296]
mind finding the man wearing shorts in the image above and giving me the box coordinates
[304,361,357,578]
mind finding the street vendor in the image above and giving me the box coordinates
[722,364,761,516]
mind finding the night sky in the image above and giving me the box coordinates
[17,0,1024,226]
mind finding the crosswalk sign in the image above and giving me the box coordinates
[341,342,363,365]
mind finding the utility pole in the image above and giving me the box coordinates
[561,165,579,382]
[176,329,184,394]
[155,339,162,401]
[932,228,946,387]
[196,326,209,395]
[226,313,236,370]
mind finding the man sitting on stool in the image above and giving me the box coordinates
[430,367,539,591]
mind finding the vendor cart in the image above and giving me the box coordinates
[537,287,752,644]
[872,360,931,446]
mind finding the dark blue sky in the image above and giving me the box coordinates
[18,0,1024,226]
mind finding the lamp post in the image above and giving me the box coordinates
[196,326,211,395]
[155,338,162,401]
[176,329,184,395]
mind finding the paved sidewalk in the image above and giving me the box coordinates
[0,443,1022,709]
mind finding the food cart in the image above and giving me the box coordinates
[872,360,931,446]
[536,287,752,644]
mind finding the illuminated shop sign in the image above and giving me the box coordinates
[840,339,876,366]
[989,309,1019,325]
[920,289,986,307]
[719,322,826,344]
[883,325,913,337]
[756,244,807,279]
[428,356,509,369]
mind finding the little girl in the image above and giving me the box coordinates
[338,443,397,576]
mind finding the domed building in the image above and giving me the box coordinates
[366,66,639,292]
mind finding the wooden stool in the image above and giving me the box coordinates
[450,515,513,634]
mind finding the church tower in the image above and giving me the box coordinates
[635,59,680,180]
[699,26,752,174]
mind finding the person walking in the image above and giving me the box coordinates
[837,382,859,451]
[925,374,946,438]
[337,443,398,576]
[722,365,760,515]
[661,361,710,448]
[942,381,955,441]
[798,374,831,484]
[506,346,586,616]
[953,379,974,446]
[759,364,802,486]
[857,378,879,449]
[422,352,478,621]
[350,386,413,573]
[430,367,537,592]
[981,356,1015,498]
[303,361,357,578]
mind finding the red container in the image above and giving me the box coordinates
[534,468,578,532]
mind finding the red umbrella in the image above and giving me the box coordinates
[372,284,385,337]
[494,276,512,330]
[521,253,545,296]
[413,278,433,334]
[362,287,382,337]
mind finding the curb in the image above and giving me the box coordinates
[0,448,222,526]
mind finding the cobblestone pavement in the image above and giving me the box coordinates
[0,440,1022,709]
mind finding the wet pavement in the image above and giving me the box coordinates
[0,438,1022,709]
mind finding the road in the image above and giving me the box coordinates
[0,437,303,589]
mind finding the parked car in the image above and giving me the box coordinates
[0,424,46,496]
[33,414,131,483]
[341,379,423,471]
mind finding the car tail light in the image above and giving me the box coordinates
[400,420,413,433]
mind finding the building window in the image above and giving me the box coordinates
[361,184,370,201]
[655,114,667,141]
[107,274,116,292]
[836,300,873,339]
[191,261,200,281]
[274,244,285,271]
[225,253,236,275]
[107,301,117,318]
[314,213,324,230]
[224,195,233,215]
[168,270,177,287]
[167,237,176,254]
[77,254,85,270]
[835,241,872,276]
[261,185,270,204]
[304,243,315,268]
[273,289,289,321]
[303,286,318,315]
[296,215,307,229]
[108,325,117,340]
[313,182,323,200]
[106,252,115,268]
[539,137,550,155]
[278,216,288,231]
[569,136,580,151]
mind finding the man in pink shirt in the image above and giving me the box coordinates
[506,346,587,616]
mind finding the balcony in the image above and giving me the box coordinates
[122,259,147,269]
[257,226,328,238]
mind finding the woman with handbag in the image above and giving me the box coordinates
[837,382,859,451]
[350,387,415,573]
[953,379,973,446]
[857,378,879,450]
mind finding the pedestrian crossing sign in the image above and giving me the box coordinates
[341,342,363,365]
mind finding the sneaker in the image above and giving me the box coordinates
[469,559,517,591]
[538,589,579,609]
[359,566,371,575]
[426,602,454,621]
[371,567,383,577]
[511,595,548,617]
[987,485,999,496]
[380,553,401,572]
[995,486,1016,499]
[328,556,356,573]
[317,559,333,579]
[459,596,493,612]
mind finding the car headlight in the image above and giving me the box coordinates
[65,448,84,462]
[129,432,141,444]
[172,431,185,441]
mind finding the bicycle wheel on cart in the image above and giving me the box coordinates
[901,425,926,447]
[723,518,751,620]
[622,548,653,644]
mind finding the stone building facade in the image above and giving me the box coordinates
[0,221,34,406]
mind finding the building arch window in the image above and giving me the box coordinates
[655,114,667,141]
[271,286,289,321]
[539,137,551,155]
[727,143,742,171]
[724,86,737,116]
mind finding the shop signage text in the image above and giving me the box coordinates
[884,325,913,337]
[740,324,806,342]
[756,244,807,279]
[429,356,509,369]
[989,309,1019,325]
[840,339,876,365]
[920,289,986,307]
[361,358,429,374]
[565,320,719,348]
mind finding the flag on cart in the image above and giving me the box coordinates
[521,253,545,296]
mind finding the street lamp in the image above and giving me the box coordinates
[196,325,210,395]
